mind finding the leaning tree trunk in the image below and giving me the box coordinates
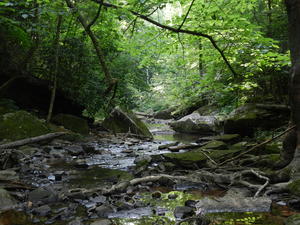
[282,0,300,179]
[65,0,115,89]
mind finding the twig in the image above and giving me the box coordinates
[218,125,296,166]
[87,0,103,30]
[200,151,217,165]
[178,0,196,30]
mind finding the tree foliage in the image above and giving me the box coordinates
[0,0,291,116]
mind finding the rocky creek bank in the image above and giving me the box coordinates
[0,103,299,225]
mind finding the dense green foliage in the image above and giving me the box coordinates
[0,0,290,116]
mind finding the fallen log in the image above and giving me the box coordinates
[0,132,66,149]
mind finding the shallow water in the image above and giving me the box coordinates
[0,119,298,225]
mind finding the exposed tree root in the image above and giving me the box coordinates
[102,174,187,195]
[218,125,296,166]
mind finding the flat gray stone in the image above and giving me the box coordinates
[196,194,271,214]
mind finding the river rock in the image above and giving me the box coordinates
[28,187,58,204]
[95,204,114,218]
[90,219,112,225]
[52,114,89,135]
[224,104,289,137]
[33,205,52,216]
[174,206,195,219]
[0,169,19,181]
[134,155,152,167]
[102,107,153,139]
[195,195,272,214]
[68,218,84,225]
[169,113,219,134]
[65,145,84,156]
[0,188,17,211]
[0,110,51,141]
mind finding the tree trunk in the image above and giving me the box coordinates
[65,0,113,85]
[47,15,63,123]
[283,0,300,179]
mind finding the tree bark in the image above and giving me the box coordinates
[283,0,300,178]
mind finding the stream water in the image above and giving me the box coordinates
[0,118,298,225]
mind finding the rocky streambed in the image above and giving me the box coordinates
[0,117,299,225]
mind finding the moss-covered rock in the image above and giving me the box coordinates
[0,110,51,141]
[287,179,300,197]
[199,134,240,144]
[224,104,289,137]
[102,107,153,139]
[285,214,300,225]
[0,98,19,115]
[52,114,89,135]
[170,113,219,134]
[203,140,227,150]
[163,149,239,168]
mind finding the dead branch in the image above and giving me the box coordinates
[218,125,296,166]
[0,132,66,149]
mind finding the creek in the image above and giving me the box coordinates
[0,118,298,225]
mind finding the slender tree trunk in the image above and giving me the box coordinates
[65,0,113,85]
[47,15,63,122]
[282,0,300,178]
[20,0,40,73]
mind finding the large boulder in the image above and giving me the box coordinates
[52,114,89,135]
[153,108,174,120]
[169,112,219,134]
[0,110,51,141]
[224,104,289,137]
[102,107,153,139]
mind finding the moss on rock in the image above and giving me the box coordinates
[0,110,51,141]
[285,214,300,225]
[164,149,239,167]
[203,140,227,150]
[0,98,19,115]
[287,179,300,197]
[52,114,89,135]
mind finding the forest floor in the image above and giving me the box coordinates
[0,117,299,225]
